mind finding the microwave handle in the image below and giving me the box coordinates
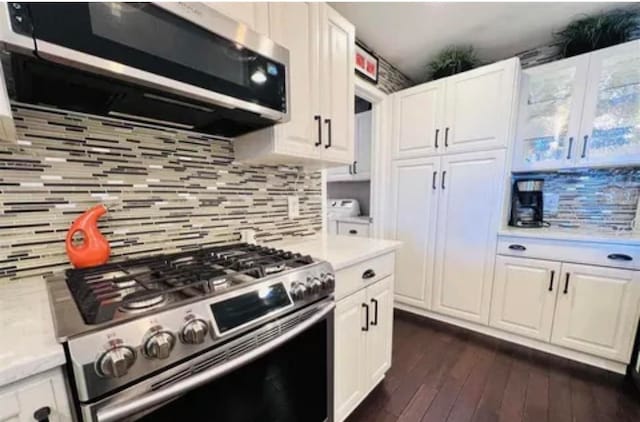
[95,301,335,422]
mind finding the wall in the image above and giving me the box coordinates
[327,181,371,216]
[514,168,640,231]
[355,39,414,94]
[0,105,322,279]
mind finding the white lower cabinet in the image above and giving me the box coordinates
[551,263,640,362]
[334,288,367,422]
[490,256,561,341]
[334,263,393,422]
[489,248,640,365]
[337,221,370,238]
[365,276,393,387]
[0,367,72,422]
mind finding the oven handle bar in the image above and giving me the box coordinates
[95,301,335,422]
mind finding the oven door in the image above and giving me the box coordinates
[85,300,334,422]
[9,2,288,120]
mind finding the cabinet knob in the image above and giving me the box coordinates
[349,229,358,235]
[33,406,50,422]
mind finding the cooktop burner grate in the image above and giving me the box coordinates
[65,243,314,325]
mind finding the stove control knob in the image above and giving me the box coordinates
[143,328,176,360]
[97,345,136,378]
[324,273,335,289]
[308,276,322,293]
[181,319,209,345]
[290,281,307,300]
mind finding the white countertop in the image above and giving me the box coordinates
[0,277,65,387]
[499,227,640,246]
[269,234,401,270]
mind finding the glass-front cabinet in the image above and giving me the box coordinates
[513,40,640,171]
[579,41,640,167]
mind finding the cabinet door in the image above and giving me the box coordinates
[366,276,394,389]
[268,2,322,159]
[334,289,367,422]
[513,55,590,171]
[551,264,640,362]
[443,59,518,154]
[0,368,72,422]
[320,5,355,164]
[204,3,269,35]
[490,256,561,341]
[577,40,640,167]
[354,110,372,178]
[432,150,506,324]
[392,81,444,159]
[389,157,440,309]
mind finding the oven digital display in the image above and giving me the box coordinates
[210,283,292,334]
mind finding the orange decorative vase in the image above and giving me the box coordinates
[65,204,111,268]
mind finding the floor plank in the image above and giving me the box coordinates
[346,313,640,422]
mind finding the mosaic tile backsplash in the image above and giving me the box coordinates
[0,105,322,279]
[514,167,640,231]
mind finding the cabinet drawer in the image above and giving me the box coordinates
[337,222,370,238]
[335,252,395,301]
[497,235,640,270]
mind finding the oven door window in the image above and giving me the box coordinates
[138,318,329,422]
[25,2,286,112]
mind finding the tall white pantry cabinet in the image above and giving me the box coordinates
[388,58,518,323]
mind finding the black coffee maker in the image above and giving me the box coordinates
[509,179,545,228]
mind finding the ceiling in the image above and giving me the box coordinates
[330,2,634,82]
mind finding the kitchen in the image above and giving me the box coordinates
[0,2,639,422]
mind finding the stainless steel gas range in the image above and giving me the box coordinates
[46,244,335,422]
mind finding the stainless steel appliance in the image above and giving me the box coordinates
[509,178,547,228]
[46,244,334,422]
[0,2,289,137]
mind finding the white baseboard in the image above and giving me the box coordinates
[394,302,628,375]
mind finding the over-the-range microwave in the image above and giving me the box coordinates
[0,2,290,137]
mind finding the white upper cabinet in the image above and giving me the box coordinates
[551,263,640,362]
[578,40,640,167]
[513,55,589,171]
[234,3,354,167]
[490,256,561,341]
[204,3,270,35]
[514,39,640,171]
[389,157,440,309]
[265,2,321,159]
[443,58,519,154]
[354,110,372,178]
[319,5,355,164]
[392,81,444,159]
[391,58,518,159]
[327,110,372,181]
[432,149,506,324]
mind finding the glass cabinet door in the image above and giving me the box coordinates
[578,40,640,167]
[513,56,589,171]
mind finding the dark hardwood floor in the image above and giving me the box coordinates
[346,311,640,422]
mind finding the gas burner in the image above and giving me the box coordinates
[120,290,167,313]
[210,276,230,290]
[64,243,318,324]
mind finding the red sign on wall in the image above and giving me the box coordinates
[355,43,378,84]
